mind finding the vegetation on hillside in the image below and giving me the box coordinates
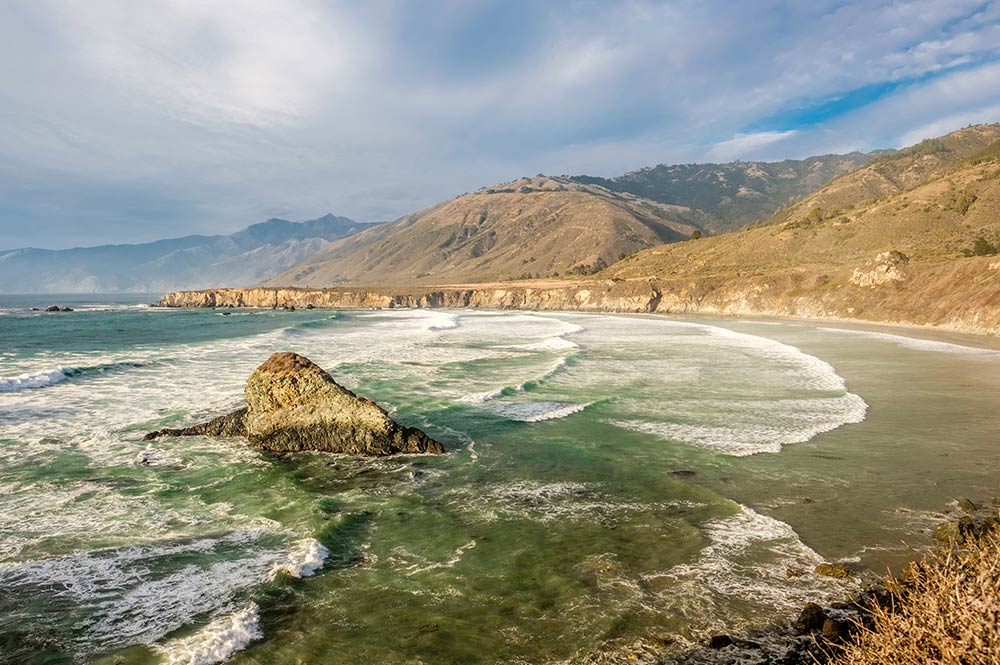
[603,124,1000,282]
[831,530,1000,665]
[570,152,875,233]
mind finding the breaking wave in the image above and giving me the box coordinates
[653,505,858,634]
[817,327,1000,355]
[610,393,868,456]
[485,400,594,423]
[0,361,146,393]
[155,604,262,665]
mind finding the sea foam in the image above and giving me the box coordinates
[269,538,329,579]
[486,400,594,423]
[609,393,868,456]
[817,327,1000,355]
[652,505,858,633]
[155,604,262,665]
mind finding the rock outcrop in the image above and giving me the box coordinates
[145,352,444,455]
[849,250,910,288]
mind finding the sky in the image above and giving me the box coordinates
[1,0,999,249]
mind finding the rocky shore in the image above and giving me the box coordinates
[663,497,1000,664]
[157,263,1000,335]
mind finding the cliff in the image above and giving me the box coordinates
[158,254,1000,335]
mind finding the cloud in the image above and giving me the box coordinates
[897,103,1000,146]
[708,131,800,162]
[0,0,998,248]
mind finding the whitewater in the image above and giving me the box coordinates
[2,298,1000,665]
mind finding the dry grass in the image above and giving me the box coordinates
[831,530,1000,665]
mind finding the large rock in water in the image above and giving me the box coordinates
[144,352,444,455]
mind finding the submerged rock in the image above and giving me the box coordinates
[814,563,852,579]
[144,352,444,456]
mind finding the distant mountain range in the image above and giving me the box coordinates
[0,214,378,293]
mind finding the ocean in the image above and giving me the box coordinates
[2,294,999,664]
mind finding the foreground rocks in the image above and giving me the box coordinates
[668,498,1000,664]
[145,352,444,455]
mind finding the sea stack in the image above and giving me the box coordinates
[145,352,444,455]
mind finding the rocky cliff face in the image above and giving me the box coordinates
[145,352,444,455]
[157,256,1000,335]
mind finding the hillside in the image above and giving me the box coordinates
[0,214,379,293]
[594,123,1000,327]
[158,123,1000,335]
[572,152,879,233]
[270,176,706,286]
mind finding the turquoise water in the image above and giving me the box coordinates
[2,296,1000,664]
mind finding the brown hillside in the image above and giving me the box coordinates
[768,123,1000,227]
[269,176,706,286]
[606,124,1000,282]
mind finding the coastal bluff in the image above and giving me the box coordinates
[145,352,443,456]
[157,260,1000,335]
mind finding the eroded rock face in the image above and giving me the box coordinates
[850,250,910,287]
[145,352,444,455]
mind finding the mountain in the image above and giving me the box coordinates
[270,176,706,286]
[596,123,1000,329]
[165,124,1000,334]
[272,152,879,288]
[570,152,881,233]
[0,214,379,293]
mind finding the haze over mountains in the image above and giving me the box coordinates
[0,214,377,293]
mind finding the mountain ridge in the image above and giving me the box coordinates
[272,152,883,287]
[268,175,706,287]
[570,151,881,233]
[161,123,1000,335]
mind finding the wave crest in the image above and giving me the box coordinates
[155,604,262,665]
[0,362,145,393]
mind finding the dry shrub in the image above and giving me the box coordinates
[831,530,1000,665]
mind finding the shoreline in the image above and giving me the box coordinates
[155,284,1000,346]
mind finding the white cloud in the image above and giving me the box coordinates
[57,0,364,127]
[708,131,800,162]
[897,104,1000,147]
[0,0,999,248]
